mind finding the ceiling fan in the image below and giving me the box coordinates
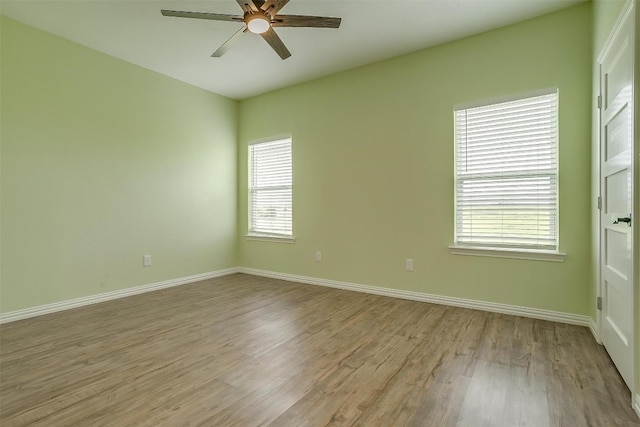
[161,0,342,60]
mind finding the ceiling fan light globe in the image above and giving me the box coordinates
[247,15,270,34]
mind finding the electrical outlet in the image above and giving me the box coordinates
[143,255,152,267]
[315,251,322,262]
[405,258,413,271]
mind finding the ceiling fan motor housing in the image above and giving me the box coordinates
[246,12,271,34]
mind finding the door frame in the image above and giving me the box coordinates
[595,0,637,402]
[635,0,640,415]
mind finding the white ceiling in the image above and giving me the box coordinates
[1,0,584,100]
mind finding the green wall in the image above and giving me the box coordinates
[0,5,596,317]
[238,4,593,315]
[0,17,238,312]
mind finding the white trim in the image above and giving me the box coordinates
[589,316,601,344]
[247,133,293,147]
[239,267,591,327]
[0,266,594,330]
[449,246,566,262]
[245,234,295,243]
[597,0,635,63]
[0,268,239,324]
[634,394,640,419]
[454,87,558,111]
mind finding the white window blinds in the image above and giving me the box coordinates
[248,138,292,237]
[454,91,558,250]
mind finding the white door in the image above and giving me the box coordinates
[599,3,635,391]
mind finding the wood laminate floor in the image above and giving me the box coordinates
[0,273,637,426]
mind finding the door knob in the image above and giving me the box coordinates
[613,215,631,225]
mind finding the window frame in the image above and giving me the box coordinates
[246,136,294,242]
[449,89,565,262]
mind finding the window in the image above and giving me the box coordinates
[248,137,292,238]
[453,90,559,255]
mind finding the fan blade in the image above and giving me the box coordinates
[260,0,290,16]
[260,27,291,59]
[212,26,248,57]
[272,15,341,28]
[161,10,243,22]
[236,0,261,13]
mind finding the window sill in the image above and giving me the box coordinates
[448,245,565,262]
[245,234,295,244]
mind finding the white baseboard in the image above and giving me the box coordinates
[0,268,239,324]
[0,266,595,330]
[588,317,601,343]
[238,267,592,327]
